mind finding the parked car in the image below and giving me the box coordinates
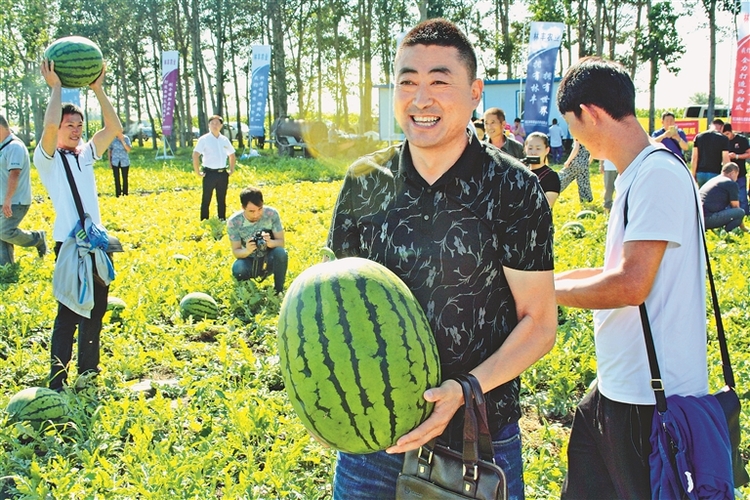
[129,121,157,141]
[222,123,249,141]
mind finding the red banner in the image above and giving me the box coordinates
[731,8,750,132]
[675,119,700,141]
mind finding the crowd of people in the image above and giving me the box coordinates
[0,17,744,498]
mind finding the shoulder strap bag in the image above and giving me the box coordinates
[624,149,748,490]
[58,149,123,253]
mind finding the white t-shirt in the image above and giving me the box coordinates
[548,124,564,147]
[33,142,102,242]
[194,133,235,169]
[594,145,709,404]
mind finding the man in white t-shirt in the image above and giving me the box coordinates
[554,57,708,498]
[35,60,123,390]
[548,118,564,164]
[192,115,236,220]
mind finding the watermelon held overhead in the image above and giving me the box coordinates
[44,36,103,89]
[277,257,441,454]
[5,387,68,429]
[179,292,218,320]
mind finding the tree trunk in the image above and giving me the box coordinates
[708,0,717,123]
[269,0,288,120]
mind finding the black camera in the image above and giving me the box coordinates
[252,230,274,251]
[521,156,541,166]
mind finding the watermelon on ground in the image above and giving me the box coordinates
[561,221,586,238]
[107,296,127,321]
[5,387,67,428]
[576,210,597,219]
[277,257,441,454]
[180,292,218,320]
[44,36,103,89]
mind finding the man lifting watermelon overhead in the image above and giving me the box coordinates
[35,37,122,391]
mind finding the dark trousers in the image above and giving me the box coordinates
[112,163,129,197]
[200,170,229,220]
[562,384,654,499]
[49,242,110,390]
[231,247,288,293]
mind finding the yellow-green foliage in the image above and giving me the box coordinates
[1,153,748,498]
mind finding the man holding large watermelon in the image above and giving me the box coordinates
[34,58,123,391]
[327,18,558,499]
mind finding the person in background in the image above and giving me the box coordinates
[484,107,525,159]
[0,114,47,266]
[473,119,485,141]
[722,123,750,215]
[548,118,564,164]
[651,111,688,160]
[108,131,132,197]
[555,56,708,499]
[327,18,556,499]
[511,117,526,144]
[692,118,730,187]
[35,60,122,391]
[559,139,594,204]
[226,186,287,294]
[700,162,748,232]
[600,158,618,212]
[193,115,236,220]
[524,131,560,207]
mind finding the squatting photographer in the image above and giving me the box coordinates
[226,186,287,294]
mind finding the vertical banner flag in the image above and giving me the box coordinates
[161,51,179,137]
[522,22,565,135]
[732,1,750,131]
[61,88,81,107]
[249,45,271,138]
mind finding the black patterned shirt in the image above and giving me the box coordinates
[327,133,554,437]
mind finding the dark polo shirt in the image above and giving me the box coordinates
[327,132,554,437]
[694,130,729,174]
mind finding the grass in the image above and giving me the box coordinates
[0,147,748,498]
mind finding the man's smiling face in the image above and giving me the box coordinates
[393,44,481,154]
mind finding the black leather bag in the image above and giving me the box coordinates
[396,374,507,500]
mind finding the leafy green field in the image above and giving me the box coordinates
[1,147,748,499]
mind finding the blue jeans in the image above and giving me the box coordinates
[704,207,746,231]
[696,171,718,187]
[332,422,525,499]
[231,246,288,293]
[0,204,43,266]
[738,177,748,215]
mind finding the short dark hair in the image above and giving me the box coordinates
[0,115,8,129]
[61,103,84,123]
[712,118,724,126]
[556,57,635,120]
[552,118,558,125]
[661,111,676,120]
[240,186,264,208]
[484,107,506,123]
[398,18,477,81]
[209,114,223,124]
[723,123,733,133]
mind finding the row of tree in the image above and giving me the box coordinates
[0,0,740,150]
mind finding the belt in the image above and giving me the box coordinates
[203,168,227,173]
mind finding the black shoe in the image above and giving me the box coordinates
[36,231,48,258]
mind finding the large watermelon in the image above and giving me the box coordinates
[5,387,67,428]
[180,292,218,320]
[44,36,103,89]
[277,257,441,454]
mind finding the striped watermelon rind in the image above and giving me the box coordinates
[180,292,219,320]
[5,387,68,428]
[44,36,103,89]
[277,257,441,454]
